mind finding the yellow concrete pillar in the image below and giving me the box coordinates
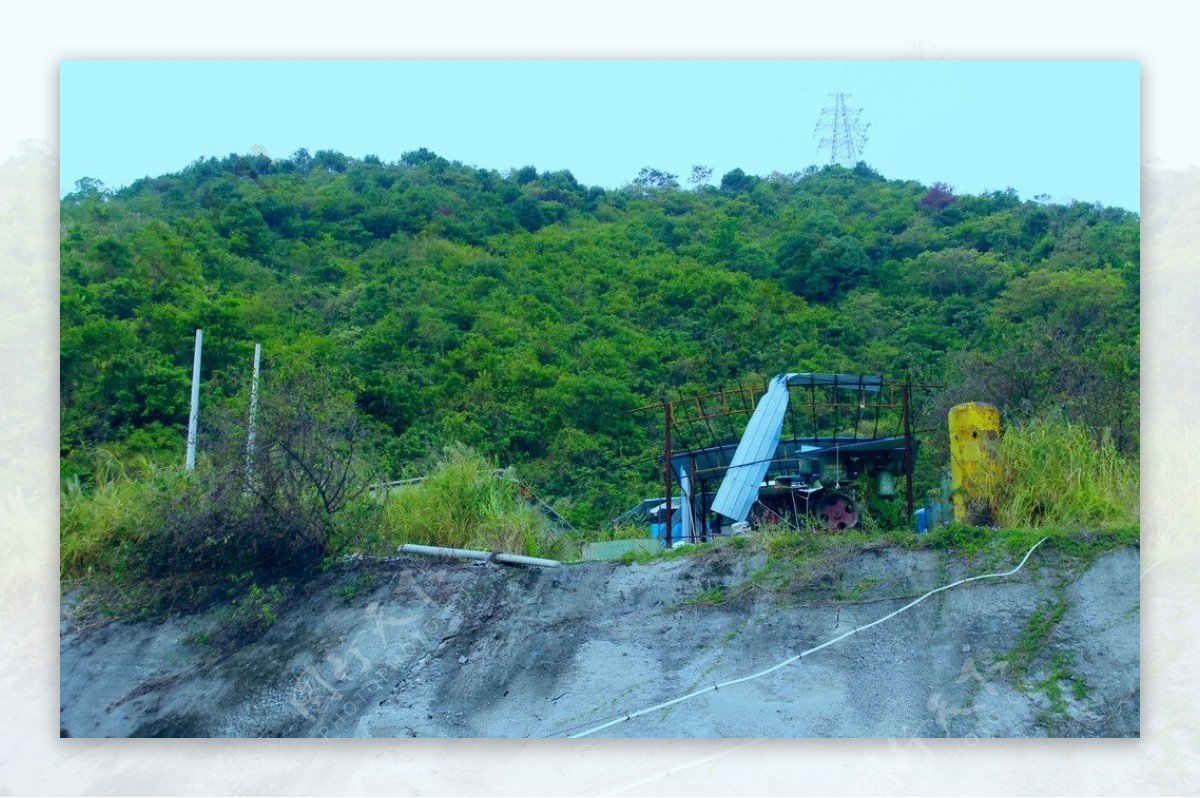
[949,402,1001,524]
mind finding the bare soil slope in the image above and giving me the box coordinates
[60,543,1139,738]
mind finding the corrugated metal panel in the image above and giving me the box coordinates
[710,373,792,521]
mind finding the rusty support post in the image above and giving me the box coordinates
[671,390,691,453]
[664,402,673,549]
[688,456,698,544]
[719,387,737,439]
[853,376,865,442]
[902,378,915,519]
[810,379,819,440]
[832,373,840,439]
[696,397,717,440]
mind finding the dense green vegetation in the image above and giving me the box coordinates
[60,148,1139,598]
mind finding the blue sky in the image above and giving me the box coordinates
[60,60,1140,211]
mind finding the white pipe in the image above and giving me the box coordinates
[399,544,489,561]
[494,552,561,568]
[185,329,203,471]
[566,537,1048,738]
[398,544,560,568]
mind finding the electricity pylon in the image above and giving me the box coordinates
[814,93,869,166]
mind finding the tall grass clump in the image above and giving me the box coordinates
[987,417,1139,528]
[60,450,184,581]
[382,446,566,559]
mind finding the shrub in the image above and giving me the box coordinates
[61,371,386,612]
[143,373,383,583]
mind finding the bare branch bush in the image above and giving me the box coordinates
[133,371,385,603]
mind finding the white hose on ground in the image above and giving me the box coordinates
[565,536,1048,739]
[398,543,561,568]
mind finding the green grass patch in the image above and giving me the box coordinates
[620,516,1136,610]
[834,577,880,601]
[922,522,995,556]
[692,524,884,604]
[680,585,727,606]
[335,570,378,601]
[987,417,1139,529]
[381,445,569,560]
[1005,595,1070,680]
[922,523,1138,569]
[1031,650,1090,736]
[60,453,188,581]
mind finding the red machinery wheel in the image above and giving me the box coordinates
[816,491,859,531]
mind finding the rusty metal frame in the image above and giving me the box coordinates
[634,376,940,530]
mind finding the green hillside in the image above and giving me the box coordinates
[60,149,1139,532]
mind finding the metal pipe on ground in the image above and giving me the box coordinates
[397,543,561,568]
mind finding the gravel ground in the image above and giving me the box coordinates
[59,543,1139,738]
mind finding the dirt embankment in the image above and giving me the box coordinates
[60,542,1139,738]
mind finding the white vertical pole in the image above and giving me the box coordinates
[186,329,203,471]
[245,342,262,485]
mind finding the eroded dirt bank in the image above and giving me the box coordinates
[60,543,1139,738]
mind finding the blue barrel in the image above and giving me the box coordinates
[650,520,684,546]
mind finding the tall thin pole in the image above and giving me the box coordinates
[245,343,262,486]
[664,402,674,549]
[186,329,203,471]
[902,379,915,519]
